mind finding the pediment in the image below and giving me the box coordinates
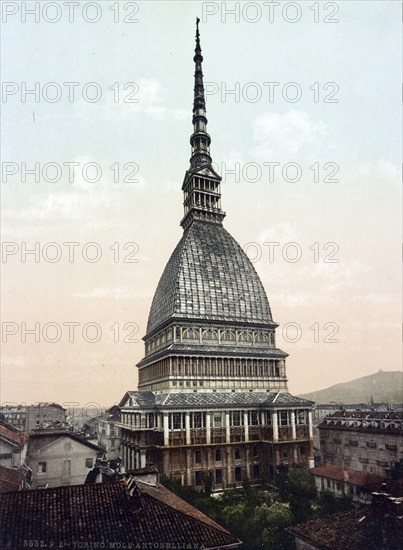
[181,165,222,189]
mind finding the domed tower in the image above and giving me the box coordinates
[119,20,314,486]
[137,19,287,394]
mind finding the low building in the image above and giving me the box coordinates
[98,406,121,460]
[0,403,66,432]
[27,430,103,489]
[0,420,29,470]
[82,415,100,440]
[310,464,384,504]
[289,491,403,549]
[318,411,402,477]
[0,476,242,549]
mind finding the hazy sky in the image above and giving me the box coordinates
[1,1,401,409]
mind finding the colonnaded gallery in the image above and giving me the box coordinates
[118,20,315,489]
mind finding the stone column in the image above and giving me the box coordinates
[244,411,249,442]
[185,412,191,445]
[206,412,211,445]
[162,449,170,478]
[308,410,314,468]
[163,413,169,446]
[186,448,192,486]
[260,410,265,426]
[225,412,230,443]
[308,410,314,438]
[291,410,297,440]
[226,447,231,487]
[245,447,251,480]
[140,449,146,468]
[272,411,279,442]
[122,444,127,469]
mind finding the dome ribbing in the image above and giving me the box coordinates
[146,220,273,335]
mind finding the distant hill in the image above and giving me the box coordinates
[299,370,402,404]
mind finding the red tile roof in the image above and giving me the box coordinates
[311,464,385,487]
[0,465,23,493]
[289,506,403,550]
[0,420,29,447]
[0,478,241,549]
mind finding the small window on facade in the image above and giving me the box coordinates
[215,469,222,484]
[253,445,258,457]
[193,412,203,429]
[172,413,182,430]
[253,464,260,480]
[215,449,221,462]
[250,411,259,426]
[64,460,71,477]
[214,414,222,427]
[298,411,306,425]
[231,411,241,426]
[195,450,202,464]
[195,471,202,486]
[85,458,93,468]
[38,462,46,473]
[235,467,242,482]
[280,411,288,426]
[234,448,241,460]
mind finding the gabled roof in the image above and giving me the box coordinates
[182,165,222,190]
[310,465,384,487]
[0,478,241,549]
[0,420,29,448]
[118,391,156,408]
[28,430,103,453]
[289,505,403,550]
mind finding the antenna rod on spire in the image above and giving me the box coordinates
[180,19,225,230]
[189,17,212,170]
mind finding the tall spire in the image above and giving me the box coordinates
[180,19,225,231]
[190,17,212,169]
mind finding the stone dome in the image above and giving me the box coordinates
[146,220,273,335]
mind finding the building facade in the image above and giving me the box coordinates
[0,421,31,489]
[0,403,66,432]
[318,411,403,477]
[98,407,121,460]
[0,420,29,470]
[28,430,103,489]
[310,464,384,505]
[118,20,314,489]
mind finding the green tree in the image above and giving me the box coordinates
[201,470,214,496]
[274,466,317,523]
[255,502,294,549]
[316,490,353,517]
